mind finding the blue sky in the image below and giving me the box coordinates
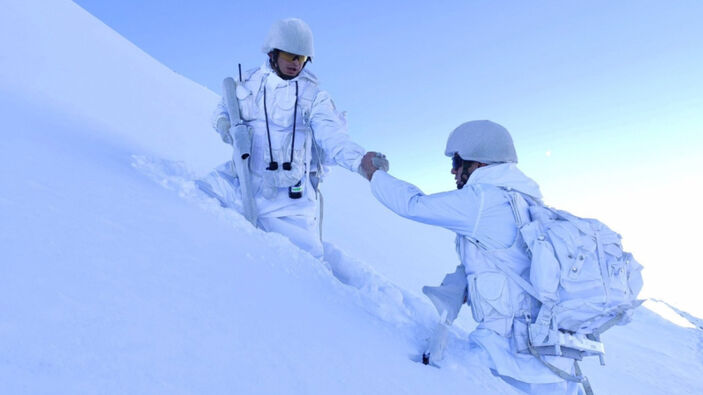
[74,0,702,188]
[74,0,703,312]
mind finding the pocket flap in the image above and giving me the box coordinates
[476,272,507,301]
[236,84,252,100]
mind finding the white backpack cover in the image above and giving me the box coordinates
[507,191,643,341]
[501,191,644,391]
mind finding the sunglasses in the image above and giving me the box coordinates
[452,153,464,170]
[278,51,309,64]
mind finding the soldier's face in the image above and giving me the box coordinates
[451,166,466,189]
[276,51,305,77]
[451,160,482,189]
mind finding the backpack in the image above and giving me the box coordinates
[500,190,644,391]
[423,189,643,393]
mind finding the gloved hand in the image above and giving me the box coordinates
[216,117,233,145]
[359,151,389,180]
[372,153,389,172]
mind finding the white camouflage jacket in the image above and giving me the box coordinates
[370,165,580,384]
[212,63,365,218]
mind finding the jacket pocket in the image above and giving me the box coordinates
[236,84,258,121]
[467,271,513,324]
[270,87,297,127]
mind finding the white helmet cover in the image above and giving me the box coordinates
[444,120,518,164]
[262,18,315,58]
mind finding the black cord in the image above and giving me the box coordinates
[263,81,300,171]
[263,86,277,170]
[287,81,299,169]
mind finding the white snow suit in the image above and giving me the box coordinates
[370,164,584,394]
[201,63,365,258]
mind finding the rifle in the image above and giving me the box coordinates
[222,76,258,226]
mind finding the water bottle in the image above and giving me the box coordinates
[289,179,303,199]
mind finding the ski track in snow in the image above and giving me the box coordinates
[131,155,471,361]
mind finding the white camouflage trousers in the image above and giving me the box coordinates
[196,164,324,259]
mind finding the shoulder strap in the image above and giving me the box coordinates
[498,190,549,303]
[493,254,543,303]
[460,189,545,303]
[506,190,531,227]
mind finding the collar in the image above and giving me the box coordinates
[466,163,543,200]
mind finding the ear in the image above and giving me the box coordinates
[268,51,279,71]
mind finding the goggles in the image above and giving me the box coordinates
[278,50,309,64]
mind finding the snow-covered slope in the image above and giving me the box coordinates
[0,0,227,174]
[1,1,702,394]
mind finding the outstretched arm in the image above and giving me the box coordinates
[310,91,365,171]
[369,170,479,235]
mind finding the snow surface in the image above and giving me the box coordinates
[1,1,702,394]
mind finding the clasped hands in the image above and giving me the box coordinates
[359,151,389,181]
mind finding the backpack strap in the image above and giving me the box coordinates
[500,191,544,303]
[492,254,542,303]
[525,341,595,395]
[595,234,609,299]
[591,300,643,337]
[507,191,529,227]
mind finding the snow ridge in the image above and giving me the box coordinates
[650,299,703,331]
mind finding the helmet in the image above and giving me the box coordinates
[262,18,315,58]
[444,120,518,164]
